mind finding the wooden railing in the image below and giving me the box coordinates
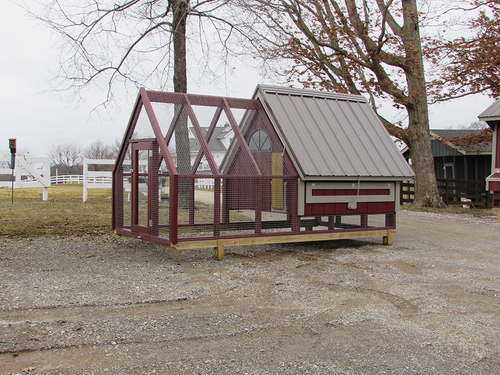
[400,178,492,208]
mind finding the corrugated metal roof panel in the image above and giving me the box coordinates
[256,85,414,179]
[479,99,500,121]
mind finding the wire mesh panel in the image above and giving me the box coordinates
[133,148,149,228]
[220,177,261,238]
[168,176,300,242]
[132,107,157,141]
[157,174,170,238]
[297,213,395,233]
[175,176,213,239]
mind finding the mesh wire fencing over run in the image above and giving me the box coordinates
[113,90,301,244]
[113,90,395,247]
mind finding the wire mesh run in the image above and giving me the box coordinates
[113,89,397,250]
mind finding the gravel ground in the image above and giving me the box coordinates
[1,210,500,374]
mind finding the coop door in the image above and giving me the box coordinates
[131,141,154,235]
[272,152,284,211]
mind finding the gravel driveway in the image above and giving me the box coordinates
[1,210,500,374]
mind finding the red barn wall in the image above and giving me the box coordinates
[302,182,397,216]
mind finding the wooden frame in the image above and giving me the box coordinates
[113,88,404,259]
[172,229,395,260]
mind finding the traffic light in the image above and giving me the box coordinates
[9,138,16,154]
[8,138,16,169]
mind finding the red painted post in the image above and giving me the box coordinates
[360,215,368,228]
[170,174,179,245]
[385,213,396,228]
[222,178,230,224]
[214,177,221,238]
[150,142,159,237]
[328,216,334,230]
[291,179,300,234]
[112,167,124,230]
[189,178,195,225]
[255,178,262,234]
[131,147,139,226]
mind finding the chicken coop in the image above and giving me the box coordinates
[112,86,414,258]
[479,98,500,218]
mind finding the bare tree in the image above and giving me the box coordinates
[469,121,488,130]
[48,142,82,175]
[31,0,243,102]
[84,140,115,160]
[31,0,245,207]
[112,138,126,161]
[84,140,116,171]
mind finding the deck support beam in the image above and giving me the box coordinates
[172,229,396,258]
[214,239,224,260]
[383,230,395,246]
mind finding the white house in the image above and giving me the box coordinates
[188,125,234,172]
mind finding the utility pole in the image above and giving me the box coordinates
[9,138,16,204]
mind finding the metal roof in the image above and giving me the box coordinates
[189,127,228,153]
[255,85,414,180]
[479,99,500,122]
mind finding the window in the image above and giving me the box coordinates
[248,129,271,151]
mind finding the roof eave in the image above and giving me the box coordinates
[463,150,492,156]
[301,175,414,181]
[255,84,367,102]
[430,131,467,155]
[479,116,500,122]
[480,117,500,129]
[253,89,307,179]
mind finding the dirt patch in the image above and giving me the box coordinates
[1,211,500,374]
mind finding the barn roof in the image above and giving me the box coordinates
[189,127,228,153]
[430,129,492,154]
[254,85,414,180]
[479,99,500,124]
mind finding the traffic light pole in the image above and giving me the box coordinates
[9,139,16,204]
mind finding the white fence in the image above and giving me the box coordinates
[51,175,84,184]
[196,178,216,190]
[0,157,51,200]
[44,158,218,203]
[83,158,114,202]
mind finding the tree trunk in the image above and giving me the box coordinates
[406,109,444,207]
[171,0,190,208]
[172,0,188,94]
[402,0,445,207]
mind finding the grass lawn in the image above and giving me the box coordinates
[0,184,250,238]
[0,184,113,238]
[1,184,495,239]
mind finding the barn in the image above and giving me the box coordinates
[402,129,492,182]
[479,99,500,217]
[112,85,414,258]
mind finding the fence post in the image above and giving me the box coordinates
[444,177,448,205]
[83,159,89,202]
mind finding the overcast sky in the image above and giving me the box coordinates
[1,0,495,158]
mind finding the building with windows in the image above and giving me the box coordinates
[402,129,492,181]
[479,99,500,216]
